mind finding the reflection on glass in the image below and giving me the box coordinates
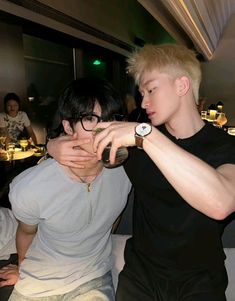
[6,142,15,161]
[19,139,28,151]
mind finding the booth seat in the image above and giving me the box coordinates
[111,234,235,301]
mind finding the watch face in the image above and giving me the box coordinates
[136,123,152,137]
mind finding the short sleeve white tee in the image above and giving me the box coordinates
[0,111,30,141]
[9,159,131,297]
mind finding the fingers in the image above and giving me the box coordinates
[0,277,18,287]
[0,279,12,287]
[0,265,19,287]
[0,264,18,272]
[60,161,85,169]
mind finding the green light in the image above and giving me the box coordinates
[93,59,101,65]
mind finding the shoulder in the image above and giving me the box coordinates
[0,113,6,120]
[104,166,131,186]
[208,124,235,144]
[18,111,29,119]
[11,159,57,193]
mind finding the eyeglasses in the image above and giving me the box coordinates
[78,113,124,131]
[80,114,102,131]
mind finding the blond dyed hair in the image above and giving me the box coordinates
[127,44,202,104]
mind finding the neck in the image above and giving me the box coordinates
[65,163,103,183]
[8,112,17,118]
[165,99,204,139]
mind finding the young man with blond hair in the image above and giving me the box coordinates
[48,44,235,300]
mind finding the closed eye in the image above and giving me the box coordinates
[148,86,157,94]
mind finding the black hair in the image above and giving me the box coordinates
[4,93,21,112]
[49,77,126,138]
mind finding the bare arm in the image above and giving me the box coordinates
[16,221,38,266]
[93,122,235,220]
[25,125,37,145]
[144,128,235,220]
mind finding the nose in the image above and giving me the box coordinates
[141,95,149,109]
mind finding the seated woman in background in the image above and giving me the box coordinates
[0,93,37,145]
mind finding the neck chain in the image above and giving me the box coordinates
[66,167,102,193]
[76,175,92,192]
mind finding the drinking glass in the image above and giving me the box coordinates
[93,128,129,168]
[215,112,227,127]
[19,139,28,151]
[6,142,15,161]
[0,128,7,149]
[200,110,207,120]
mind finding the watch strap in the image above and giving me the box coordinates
[135,134,144,149]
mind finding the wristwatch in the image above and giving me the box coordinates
[135,123,152,149]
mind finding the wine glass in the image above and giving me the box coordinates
[19,139,28,151]
[213,112,227,128]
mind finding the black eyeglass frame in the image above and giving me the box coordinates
[69,113,124,132]
[79,113,102,132]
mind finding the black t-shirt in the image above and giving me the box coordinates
[124,123,235,270]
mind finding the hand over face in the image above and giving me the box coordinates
[0,264,19,287]
[93,121,138,165]
[47,133,96,168]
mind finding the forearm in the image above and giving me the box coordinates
[143,128,235,219]
[30,132,37,145]
[26,126,37,145]
[16,225,37,266]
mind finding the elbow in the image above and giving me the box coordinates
[212,210,229,221]
[209,201,234,221]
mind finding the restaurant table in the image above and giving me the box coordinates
[0,147,45,162]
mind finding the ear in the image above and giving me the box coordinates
[62,120,74,135]
[176,76,190,96]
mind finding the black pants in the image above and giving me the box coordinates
[116,250,227,301]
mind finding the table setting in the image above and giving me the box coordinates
[0,138,46,162]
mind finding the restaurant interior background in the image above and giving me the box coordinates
[0,0,235,244]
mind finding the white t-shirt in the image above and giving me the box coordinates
[0,208,17,260]
[0,111,30,142]
[9,159,131,297]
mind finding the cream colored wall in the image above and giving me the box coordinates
[200,14,235,126]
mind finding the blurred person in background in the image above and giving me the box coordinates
[0,93,37,145]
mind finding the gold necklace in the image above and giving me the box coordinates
[67,168,103,193]
[76,175,92,192]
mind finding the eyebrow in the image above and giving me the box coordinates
[140,78,158,91]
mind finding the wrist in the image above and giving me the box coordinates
[134,123,152,149]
